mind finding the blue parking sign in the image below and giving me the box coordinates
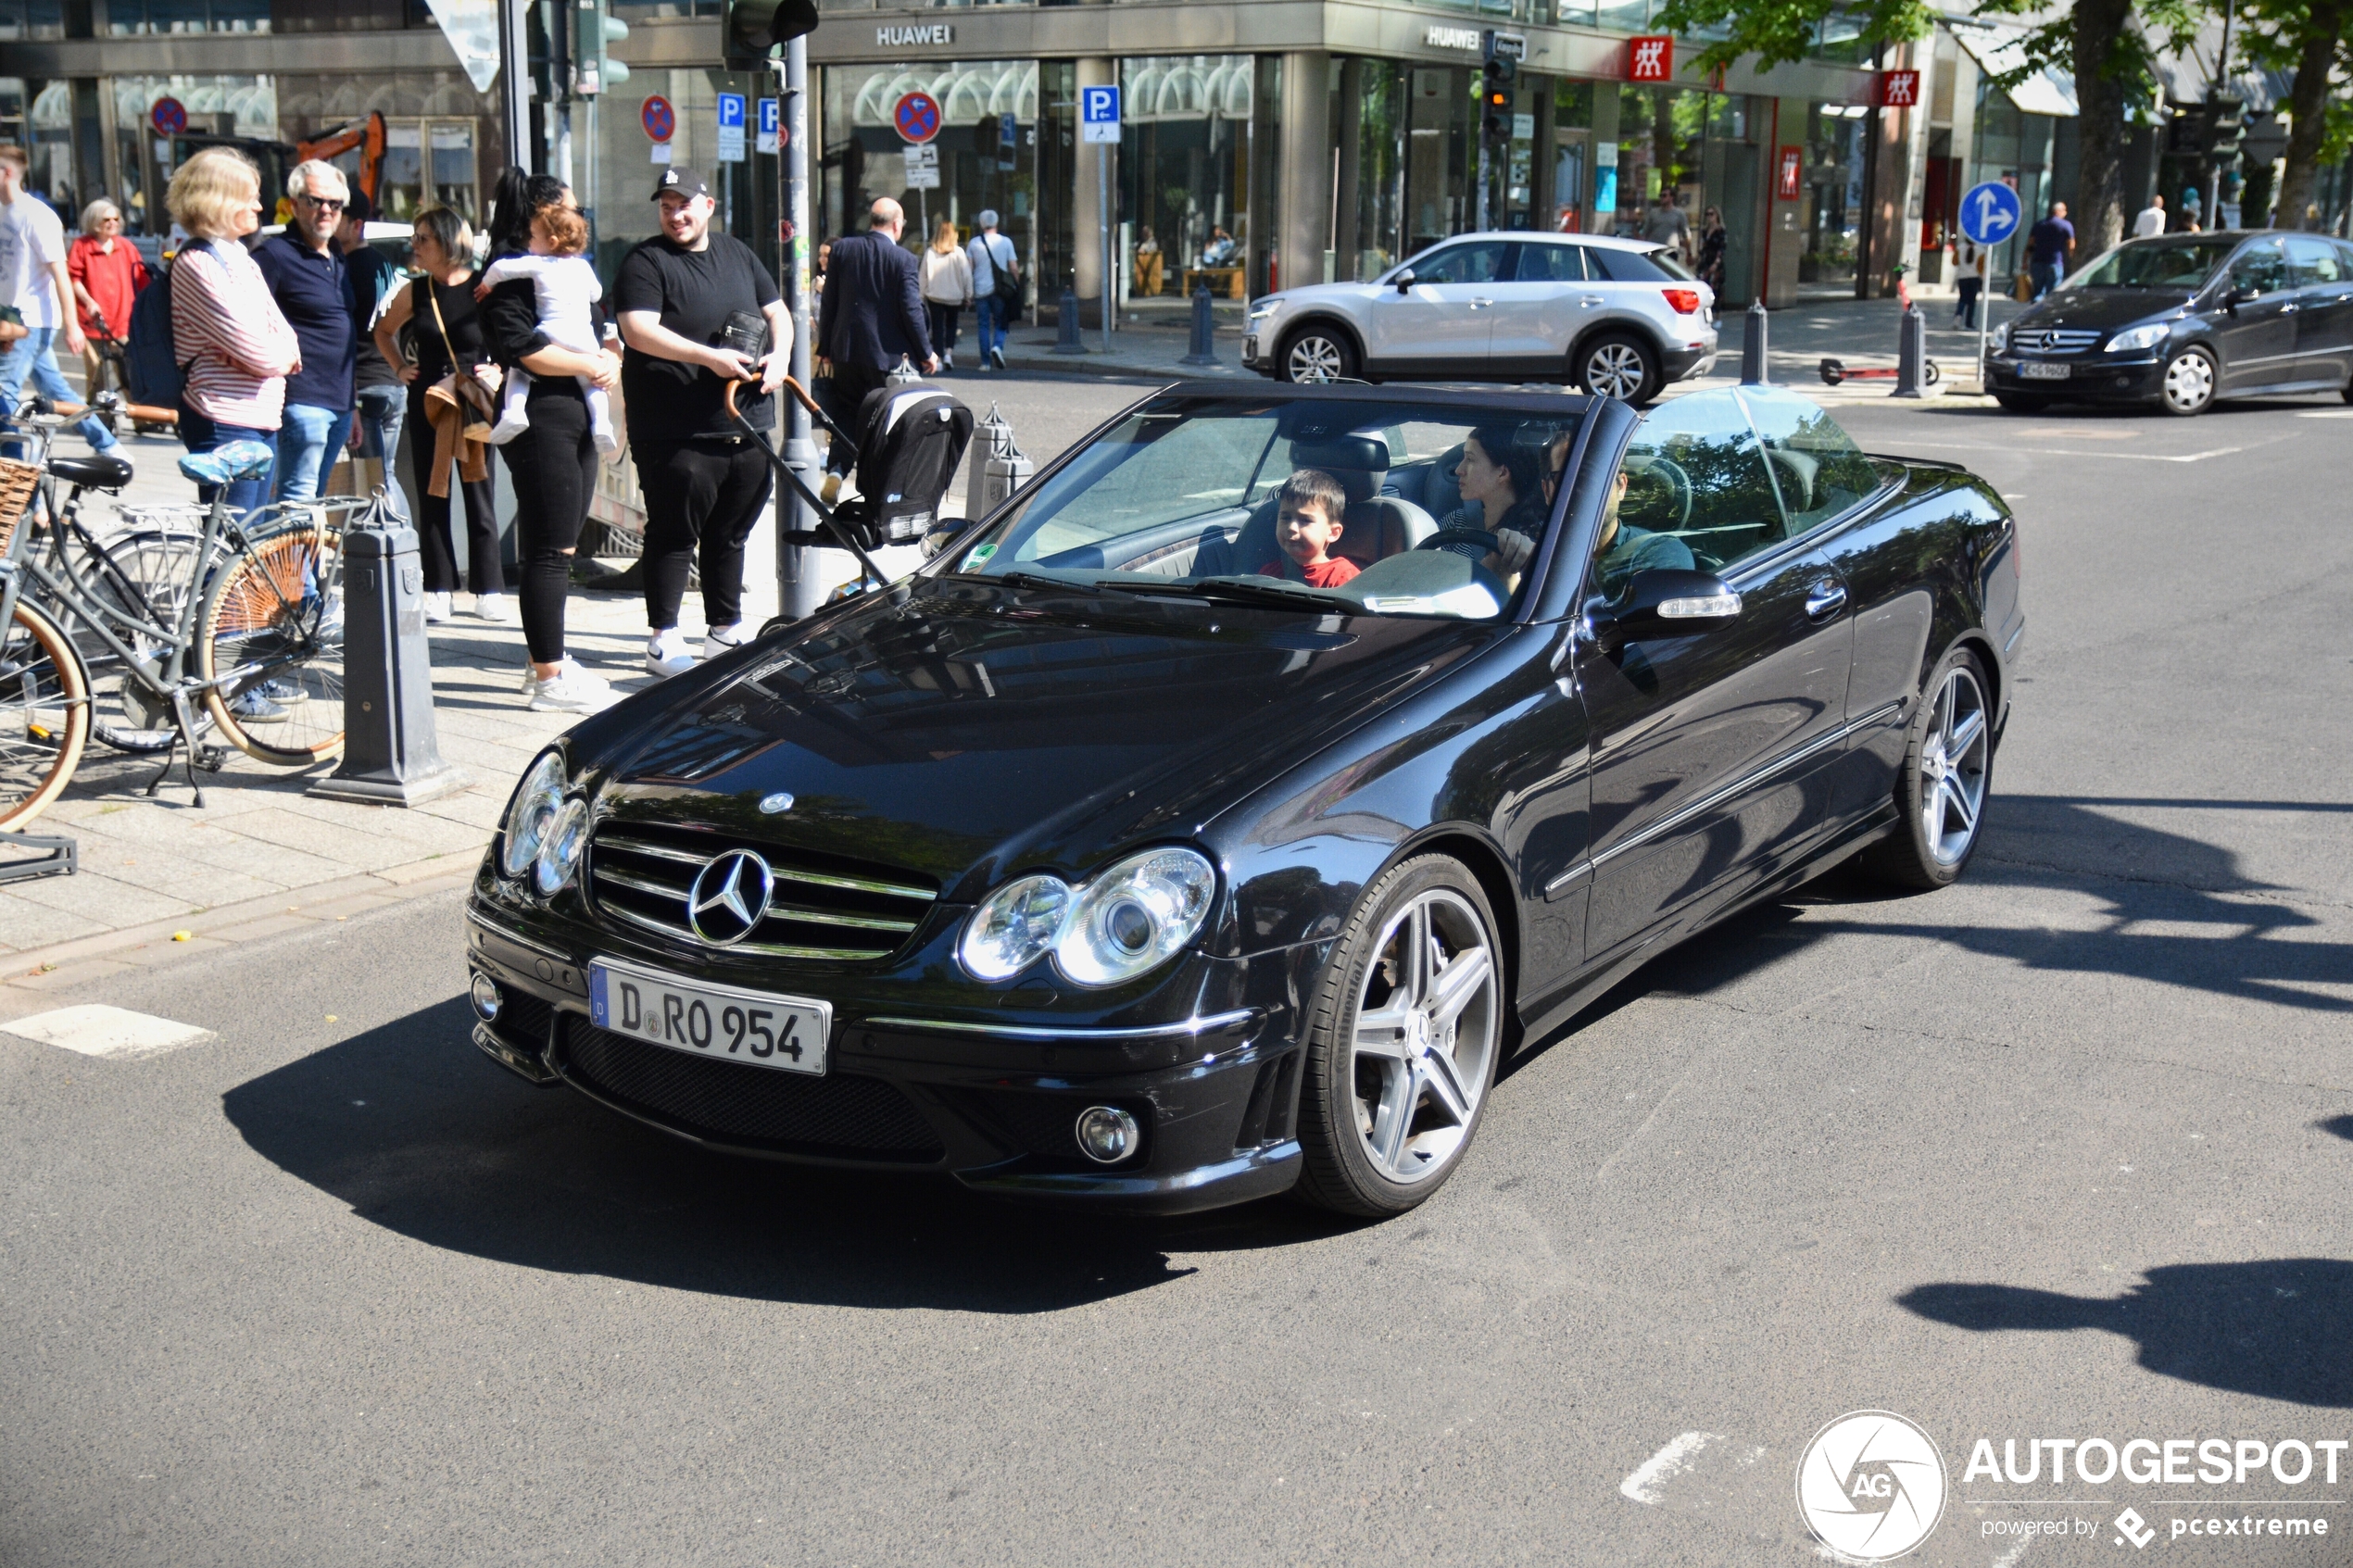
[717,93,746,129]
[1080,84,1120,144]
[1959,181,2022,247]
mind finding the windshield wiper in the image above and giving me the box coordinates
[994,571,1101,596]
[1110,576,1338,611]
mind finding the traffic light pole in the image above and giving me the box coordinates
[499,0,534,173]
[776,35,824,621]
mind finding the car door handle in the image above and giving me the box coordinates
[1805,581,1847,621]
[1468,297,1493,309]
[1579,295,1604,307]
[2282,302,2299,313]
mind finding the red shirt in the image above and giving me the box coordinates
[67,234,149,341]
[1258,556,1361,588]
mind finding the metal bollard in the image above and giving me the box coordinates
[1893,304,1930,398]
[963,402,1033,520]
[1053,287,1088,355]
[308,517,468,807]
[1179,282,1220,367]
[1739,301,1769,384]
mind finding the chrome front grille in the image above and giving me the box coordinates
[586,820,938,961]
[2012,328,2102,356]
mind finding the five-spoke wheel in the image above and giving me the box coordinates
[1863,646,1995,889]
[1281,328,1359,383]
[1297,857,1503,1214]
[1575,333,1660,404]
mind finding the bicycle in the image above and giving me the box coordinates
[0,421,359,825]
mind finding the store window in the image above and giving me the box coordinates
[1406,66,1471,255]
[1117,55,1257,296]
[1331,57,1405,282]
[107,0,271,31]
[1800,101,1866,289]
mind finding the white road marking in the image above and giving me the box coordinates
[1890,439,2245,464]
[4,1005,216,1060]
[2296,408,2353,418]
[1620,1431,1725,1504]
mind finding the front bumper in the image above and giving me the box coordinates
[1985,353,2165,401]
[463,898,1311,1215]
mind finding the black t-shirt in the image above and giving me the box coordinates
[612,232,780,441]
[412,274,488,383]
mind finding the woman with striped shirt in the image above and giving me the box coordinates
[168,147,299,515]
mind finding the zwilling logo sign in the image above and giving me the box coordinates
[878,23,954,46]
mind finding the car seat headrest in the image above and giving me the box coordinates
[1290,435,1389,503]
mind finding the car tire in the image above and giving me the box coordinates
[1293,854,1507,1217]
[1860,646,1995,892]
[1991,392,2050,413]
[2158,345,2218,416]
[1279,325,1359,383]
[1574,333,1661,405]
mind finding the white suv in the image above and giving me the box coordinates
[1241,231,1718,404]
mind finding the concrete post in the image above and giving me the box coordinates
[1893,304,1929,397]
[1054,287,1087,354]
[1179,283,1219,367]
[1740,302,1769,383]
[309,520,467,807]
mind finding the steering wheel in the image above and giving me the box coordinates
[1416,527,1501,559]
[1624,455,1692,528]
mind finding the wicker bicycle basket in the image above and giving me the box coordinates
[0,457,39,557]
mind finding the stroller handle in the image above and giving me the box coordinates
[720,378,892,598]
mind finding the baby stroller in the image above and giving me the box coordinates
[724,374,973,592]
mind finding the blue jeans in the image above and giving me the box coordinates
[177,402,277,517]
[274,402,355,505]
[2030,260,2064,300]
[975,295,1007,361]
[351,383,409,521]
[0,326,115,458]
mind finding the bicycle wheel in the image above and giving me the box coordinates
[60,526,211,754]
[196,518,346,765]
[0,599,91,831]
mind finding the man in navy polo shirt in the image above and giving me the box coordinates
[253,159,357,504]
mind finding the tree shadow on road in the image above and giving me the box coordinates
[1897,1261,2353,1407]
[220,998,1360,1314]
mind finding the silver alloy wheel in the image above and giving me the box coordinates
[1583,341,1648,400]
[2163,349,2215,413]
[1919,664,1991,867]
[1286,333,1347,383]
[1348,887,1500,1184]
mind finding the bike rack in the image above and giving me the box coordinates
[0,828,76,884]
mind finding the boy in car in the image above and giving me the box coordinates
[1257,469,1360,587]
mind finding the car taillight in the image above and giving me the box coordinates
[1664,289,1703,315]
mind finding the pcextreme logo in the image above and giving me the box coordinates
[1797,1411,1950,1562]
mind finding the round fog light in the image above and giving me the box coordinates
[1075,1105,1139,1165]
[470,973,502,1022]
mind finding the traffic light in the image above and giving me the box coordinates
[575,0,629,95]
[1479,33,1516,144]
[725,0,819,69]
[2206,95,2245,160]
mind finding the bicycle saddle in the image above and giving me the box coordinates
[49,453,134,491]
[177,440,275,487]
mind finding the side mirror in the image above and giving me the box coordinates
[1393,269,1416,295]
[2226,283,2261,311]
[1586,568,1742,646]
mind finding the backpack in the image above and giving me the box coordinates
[981,234,1023,325]
[124,239,208,408]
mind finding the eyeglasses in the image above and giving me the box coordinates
[298,194,346,212]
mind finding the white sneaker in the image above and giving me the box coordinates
[703,622,750,659]
[645,628,698,678]
[520,657,589,698]
[529,664,611,713]
[473,591,512,622]
[422,591,453,624]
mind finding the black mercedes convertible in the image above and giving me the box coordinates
[462,383,2024,1218]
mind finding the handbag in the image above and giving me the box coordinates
[988,236,1024,324]
[425,280,497,437]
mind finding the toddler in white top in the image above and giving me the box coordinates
[482,205,617,453]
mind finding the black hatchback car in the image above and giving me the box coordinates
[1987,231,2353,415]
[463,384,2024,1218]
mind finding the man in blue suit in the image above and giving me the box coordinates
[817,196,935,485]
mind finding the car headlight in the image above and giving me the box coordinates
[957,847,1218,986]
[533,796,590,896]
[2106,322,2169,353]
[1247,298,1282,321]
[1991,321,2010,353]
[499,750,567,881]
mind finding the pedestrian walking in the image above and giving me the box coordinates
[966,210,1017,370]
[919,217,972,373]
[253,159,357,503]
[1695,207,1727,295]
[0,145,119,459]
[613,166,792,679]
[340,191,407,520]
[481,168,616,711]
[817,195,934,493]
[2027,202,2074,299]
[2132,194,2167,239]
[67,199,148,404]
[166,146,299,516]
[372,205,506,621]
[1643,191,1692,263]
[1953,238,1988,328]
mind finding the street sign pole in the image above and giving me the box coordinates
[497,0,533,172]
[1100,140,1112,351]
[1958,180,2022,395]
[779,33,821,621]
[1079,84,1120,353]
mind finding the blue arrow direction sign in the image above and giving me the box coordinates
[1959,180,2022,247]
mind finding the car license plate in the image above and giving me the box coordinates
[2019,361,2070,381]
[588,958,830,1076]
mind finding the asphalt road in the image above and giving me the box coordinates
[4,375,2350,1567]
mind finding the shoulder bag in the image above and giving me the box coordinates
[426,280,497,439]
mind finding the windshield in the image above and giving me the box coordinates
[2064,239,2237,290]
[943,396,1581,620]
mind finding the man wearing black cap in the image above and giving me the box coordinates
[816,195,936,492]
[614,166,791,678]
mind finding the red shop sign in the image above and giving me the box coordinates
[1627,36,1673,82]
[1778,145,1803,201]
[1879,69,1921,108]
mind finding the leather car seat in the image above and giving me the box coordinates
[1200,435,1436,576]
